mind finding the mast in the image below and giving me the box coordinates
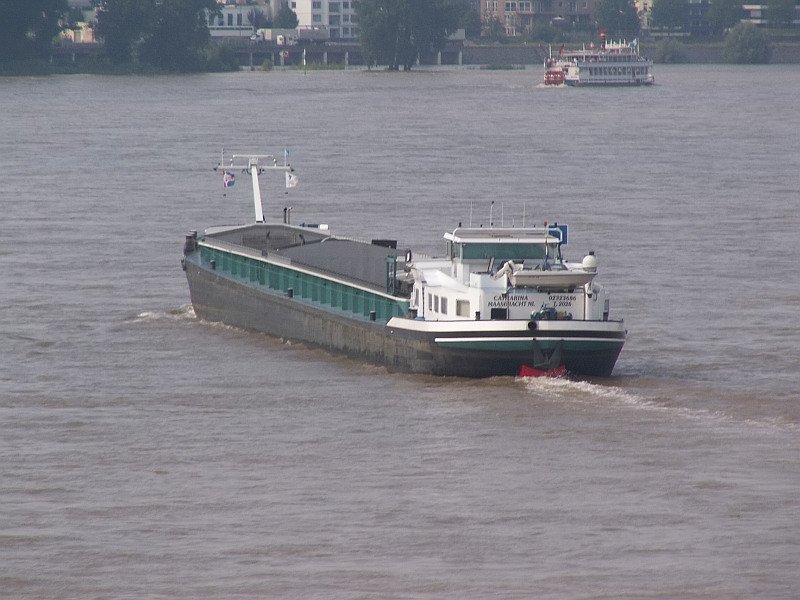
[216,151,293,223]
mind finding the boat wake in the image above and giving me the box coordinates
[129,304,196,323]
[519,376,800,433]
[521,376,647,407]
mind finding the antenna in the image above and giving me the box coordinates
[217,150,293,223]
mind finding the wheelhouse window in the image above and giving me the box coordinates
[461,242,551,261]
[456,299,470,317]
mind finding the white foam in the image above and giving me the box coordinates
[520,376,800,433]
[131,304,196,323]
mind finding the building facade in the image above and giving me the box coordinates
[292,0,359,40]
[209,1,275,37]
[482,0,597,37]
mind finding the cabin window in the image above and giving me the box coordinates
[490,308,508,320]
[462,242,547,261]
[428,293,433,311]
[456,299,470,317]
[434,295,440,312]
[440,297,448,315]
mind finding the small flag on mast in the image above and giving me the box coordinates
[285,172,298,189]
[223,170,235,188]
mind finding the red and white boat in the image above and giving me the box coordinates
[543,40,654,87]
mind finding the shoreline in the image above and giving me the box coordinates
[4,40,800,76]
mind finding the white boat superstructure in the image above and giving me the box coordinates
[406,225,611,324]
[546,40,654,87]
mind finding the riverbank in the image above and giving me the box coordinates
[463,40,800,65]
[4,40,800,76]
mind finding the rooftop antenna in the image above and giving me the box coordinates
[489,201,494,227]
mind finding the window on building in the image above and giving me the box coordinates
[330,2,340,12]
[313,0,321,7]
[329,15,340,25]
[237,13,242,25]
[227,13,233,26]
[313,14,321,22]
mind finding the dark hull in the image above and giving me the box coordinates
[185,261,624,378]
[564,80,654,87]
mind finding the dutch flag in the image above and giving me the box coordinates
[223,170,235,188]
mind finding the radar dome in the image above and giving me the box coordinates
[582,253,598,273]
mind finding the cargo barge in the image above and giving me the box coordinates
[182,151,626,377]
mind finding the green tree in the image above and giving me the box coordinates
[457,5,482,39]
[0,0,68,60]
[723,22,772,63]
[248,8,271,31]
[707,0,742,34]
[768,0,796,27]
[482,18,507,43]
[651,0,689,30]
[654,37,688,62]
[273,4,299,29]
[138,0,219,71]
[356,0,461,70]
[97,0,219,70]
[96,0,155,64]
[595,0,640,40]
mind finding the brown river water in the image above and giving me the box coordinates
[2,65,799,598]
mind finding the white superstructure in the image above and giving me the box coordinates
[547,41,654,87]
[407,225,611,324]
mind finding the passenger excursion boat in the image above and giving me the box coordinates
[544,61,566,85]
[182,151,626,378]
[543,40,654,87]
